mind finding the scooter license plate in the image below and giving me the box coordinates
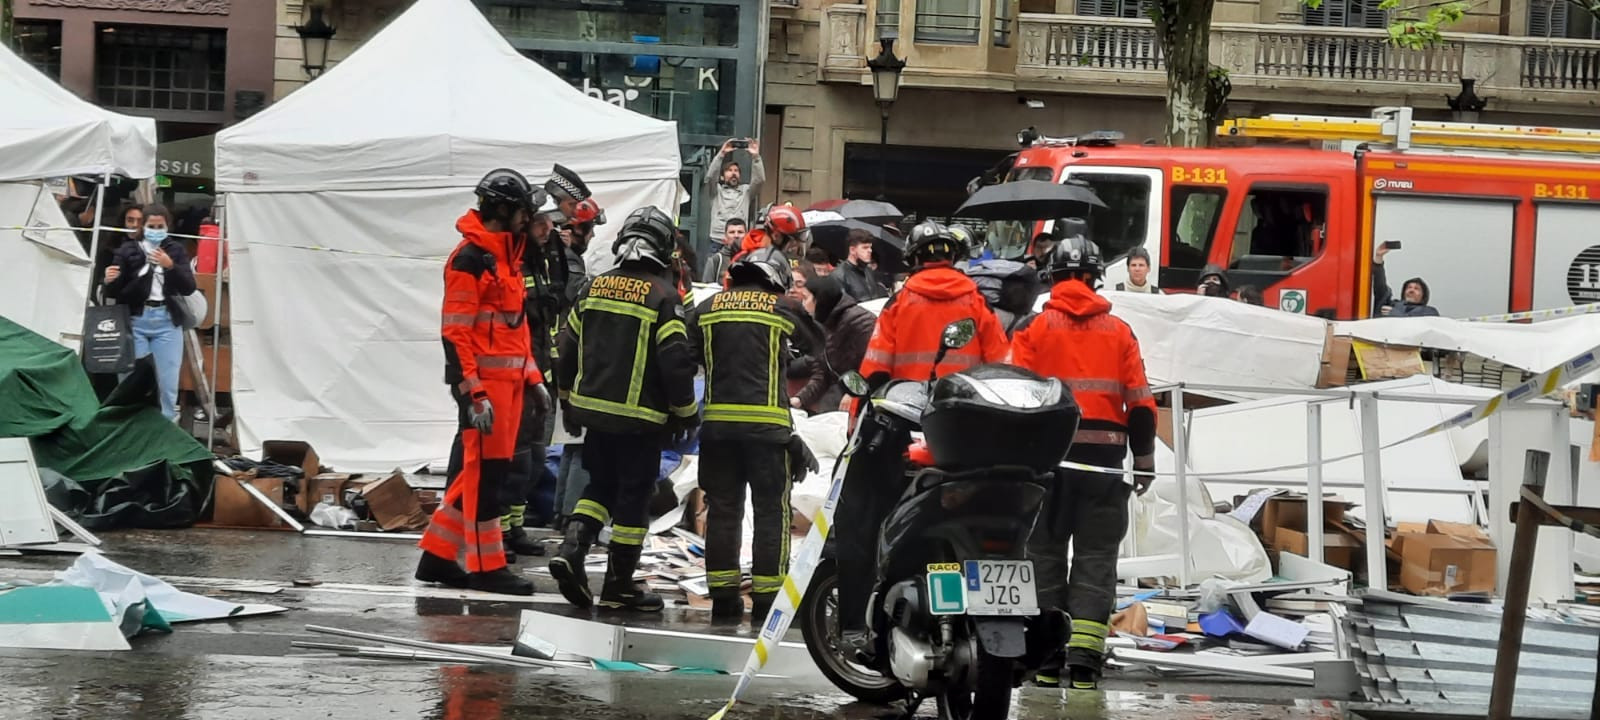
[963,560,1038,616]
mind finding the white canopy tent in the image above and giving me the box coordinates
[215,0,683,471]
[0,41,157,345]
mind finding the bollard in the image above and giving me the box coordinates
[1487,449,1551,720]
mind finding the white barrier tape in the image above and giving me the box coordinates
[2,223,224,242]
[1464,303,1600,323]
[4,224,447,263]
[708,339,1600,718]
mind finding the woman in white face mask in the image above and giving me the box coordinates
[103,203,196,420]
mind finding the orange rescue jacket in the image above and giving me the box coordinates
[442,209,544,394]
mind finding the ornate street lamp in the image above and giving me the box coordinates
[865,35,906,201]
[296,4,338,79]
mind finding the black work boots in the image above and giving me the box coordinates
[597,545,663,613]
[506,526,546,557]
[549,519,596,609]
[468,567,534,596]
[415,552,469,589]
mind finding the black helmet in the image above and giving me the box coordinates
[727,246,793,293]
[1044,235,1104,284]
[906,219,961,266]
[612,206,677,268]
[475,168,544,215]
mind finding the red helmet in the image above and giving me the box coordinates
[763,204,809,249]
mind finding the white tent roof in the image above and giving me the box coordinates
[215,0,681,193]
[0,43,156,182]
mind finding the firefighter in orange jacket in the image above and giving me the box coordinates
[1009,236,1157,690]
[416,168,551,596]
[834,220,1010,656]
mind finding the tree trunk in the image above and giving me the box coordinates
[1154,0,1219,147]
[2,0,13,51]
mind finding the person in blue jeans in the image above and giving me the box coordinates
[103,204,196,420]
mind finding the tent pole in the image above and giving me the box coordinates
[81,172,112,342]
[204,200,225,453]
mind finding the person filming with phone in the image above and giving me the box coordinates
[1371,240,1439,318]
[705,137,765,255]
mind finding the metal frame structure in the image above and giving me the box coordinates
[1132,380,1571,594]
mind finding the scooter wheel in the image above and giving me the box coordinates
[799,558,907,705]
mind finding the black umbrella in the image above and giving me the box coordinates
[953,180,1105,221]
[811,219,907,275]
[835,199,904,225]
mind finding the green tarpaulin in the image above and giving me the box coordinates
[0,316,214,528]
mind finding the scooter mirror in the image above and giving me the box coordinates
[839,371,872,398]
[941,319,977,351]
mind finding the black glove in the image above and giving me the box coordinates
[1132,456,1155,496]
[560,400,582,437]
[667,411,701,446]
[786,434,818,484]
[526,382,552,417]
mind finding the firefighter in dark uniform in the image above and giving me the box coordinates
[1009,236,1158,690]
[548,206,699,613]
[687,246,824,624]
[417,168,550,596]
[498,167,605,560]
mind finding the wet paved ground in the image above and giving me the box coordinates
[0,529,1353,719]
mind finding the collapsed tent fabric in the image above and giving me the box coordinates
[0,42,156,182]
[215,0,681,472]
[0,182,91,346]
[0,317,214,528]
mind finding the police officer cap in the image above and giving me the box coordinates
[545,164,592,203]
[612,206,677,268]
[728,246,794,293]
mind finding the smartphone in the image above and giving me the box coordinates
[1383,240,1403,250]
[730,139,750,149]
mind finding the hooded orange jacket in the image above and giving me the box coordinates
[858,265,1009,383]
[1009,279,1156,465]
[442,209,544,394]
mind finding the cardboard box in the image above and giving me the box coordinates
[191,273,230,330]
[302,473,357,514]
[262,440,322,510]
[361,472,427,531]
[1426,520,1491,544]
[211,470,288,528]
[1258,495,1347,547]
[179,340,232,393]
[1272,527,1360,570]
[1317,332,1354,388]
[1399,532,1496,596]
[1352,340,1426,380]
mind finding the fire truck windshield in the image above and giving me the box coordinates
[1066,172,1151,262]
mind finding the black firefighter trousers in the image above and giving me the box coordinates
[1027,466,1132,675]
[700,439,791,601]
[569,430,662,553]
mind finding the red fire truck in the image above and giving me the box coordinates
[998,107,1600,320]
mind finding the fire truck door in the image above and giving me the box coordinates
[1371,195,1516,319]
[1532,203,1600,310]
[1215,183,1335,316]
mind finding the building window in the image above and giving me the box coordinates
[95,25,227,114]
[916,0,981,44]
[1529,0,1600,38]
[484,1,740,48]
[1075,0,1151,18]
[523,50,737,137]
[877,0,902,40]
[13,20,63,80]
[1303,0,1387,28]
[994,0,1013,46]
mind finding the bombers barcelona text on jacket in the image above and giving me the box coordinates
[556,262,698,434]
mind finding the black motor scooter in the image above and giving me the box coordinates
[799,319,1080,720]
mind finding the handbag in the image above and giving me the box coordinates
[174,291,208,331]
[81,303,136,375]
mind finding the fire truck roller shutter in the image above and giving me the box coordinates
[1533,204,1600,311]
[1371,196,1515,319]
